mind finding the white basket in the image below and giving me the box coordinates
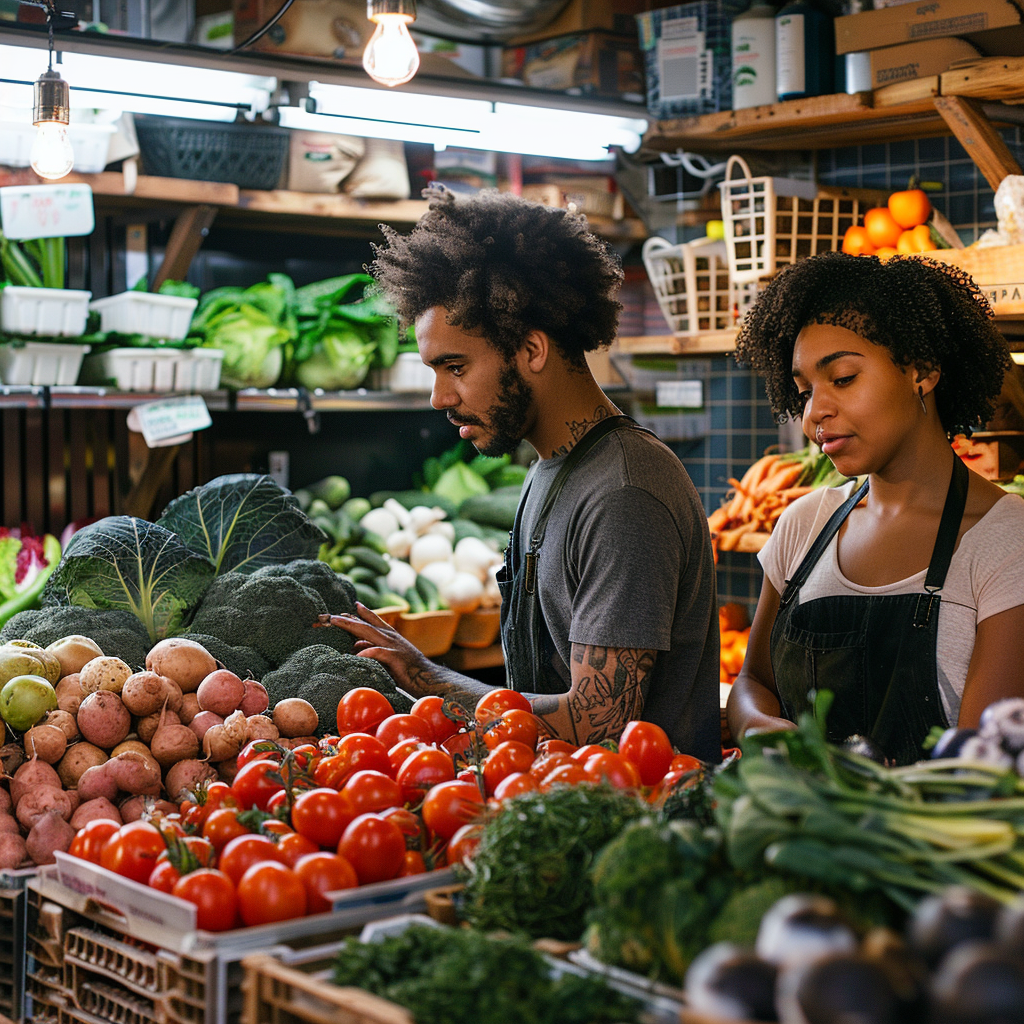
[80,346,225,392]
[0,121,116,173]
[720,154,896,286]
[0,286,92,337]
[642,235,757,336]
[0,340,90,385]
[190,348,225,390]
[89,291,198,341]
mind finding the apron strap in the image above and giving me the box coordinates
[914,454,969,628]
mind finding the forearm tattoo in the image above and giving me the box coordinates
[550,406,613,458]
[406,662,492,716]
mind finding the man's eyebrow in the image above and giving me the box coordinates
[427,353,466,367]
[791,350,864,376]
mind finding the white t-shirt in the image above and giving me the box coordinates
[759,482,1024,726]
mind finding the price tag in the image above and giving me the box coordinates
[656,380,703,408]
[0,183,95,240]
[130,396,212,448]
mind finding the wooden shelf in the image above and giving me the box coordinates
[617,330,739,355]
[437,644,504,671]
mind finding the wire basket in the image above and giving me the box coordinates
[134,116,290,190]
[642,235,757,336]
[719,155,889,284]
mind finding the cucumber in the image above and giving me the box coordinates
[415,573,444,612]
[404,585,427,614]
[342,497,372,521]
[347,566,381,586]
[376,591,410,611]
[347,546,390,576]
[352,581,383,608]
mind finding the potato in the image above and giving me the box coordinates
[23,724,67,764]
[239,679,270,717]
[202,725,241,763]
[164,760,217,803]
[77,691,131,749]
[46,635,103,677]
[245,715,279,742]
[137,709,180,746]
[70,797,122,830]
[272,698,318,739]
[43,709,79,743]
[0,813,20,834]
[215,758,241,784]
[189,711,223,743]
[119,796,177,824]
[178,692,201,726]
[0,787,10,815]
[16,787,73,830]
[56,742,107,788]
[10,758,61,806]
[150,719,199,770]
[121,671,183,717]
[197,669,246,717]
[0,832,28,869]
[79,656,132,695]
[55,674,84,716]
[26,810,75,865]
[110,741,161,776]
[147,638,217,693]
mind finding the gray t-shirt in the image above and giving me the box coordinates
[517,425,721,762]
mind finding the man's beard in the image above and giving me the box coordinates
[475,361,534,457]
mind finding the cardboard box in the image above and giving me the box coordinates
[501,31,644,98]
[521,181,623,219]
[868,35,981,88]
[508,0,649,45]
[232,0,370,61]
[835,0,1023,55]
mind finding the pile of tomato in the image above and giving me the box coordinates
[841,187,935,259]
[66,687,700,934]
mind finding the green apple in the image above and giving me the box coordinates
[0,674,57,732]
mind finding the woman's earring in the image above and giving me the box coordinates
[918,386,927,414]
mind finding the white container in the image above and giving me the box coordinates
[89,291,199,341]
[0,121,116,173]
[189,348,225,391]
[0,340,91,385]
[387,351,435,393]
[732,1,778,109]
[80,346,225,392]
[0,285,92,337]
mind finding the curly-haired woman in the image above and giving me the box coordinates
[330,186,721,760]
[727,251,1024,764]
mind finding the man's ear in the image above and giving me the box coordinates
[914,365,941,397]
[521,330,550,374]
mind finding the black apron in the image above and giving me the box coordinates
[770,456,968,766]
[497,415,649,694]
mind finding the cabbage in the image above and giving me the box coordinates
[200,304,290,389]
[294,330,377,391]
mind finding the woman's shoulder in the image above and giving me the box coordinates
[963,490,1024,548]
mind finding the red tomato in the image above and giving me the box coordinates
[492,771,539,802]
[154,836,215,881]
[315,733,391,788]
[583,751,643,790]
[410,694,461,743]
[481,740,536,795]
[341,770,403,816]
[100,821,166,884]
[529,752,573,780]
[537,739,577,756]
[294,852,358,913]
[338,814,406,884]
[237,861,307,925]
[202,808,250,852]
[380,806,423,844]
[374,713,433,749]
[440,731,473,758]
[261,813,291,835]
[148,859,180,893]
[336,688,394,736]
[398,849,427,876]
[232,759,285,811]
[396,748,456,806]
[388,738,429,777]
[68,818,120,864]
[669,754,703,773]
[218,834,283,886]
[276,830,320,868]
[172,869,238,932]
[475,688,532,726]
[182,780,236,830]
[539,762,589,790]
[446,823,483,866]
[483,709,540,751]
[647,767,699,806]
[619,721,674,787]
[236,739,283,770]
[421,780,485,841]
[291,788,354,848]
[571,744,610,762]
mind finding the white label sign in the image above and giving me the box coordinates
[0,183,95,240]
[656,380,703,408]
[133,395,212,447]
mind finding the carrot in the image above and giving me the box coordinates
[708,506,731,533]
[745,453,782,492]
[716,521,759,551]
[755,462,804,497]
[779,486,814,500]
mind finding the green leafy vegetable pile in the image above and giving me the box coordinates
[0,230,65,289]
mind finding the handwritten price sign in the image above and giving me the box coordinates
[0,183,95,241]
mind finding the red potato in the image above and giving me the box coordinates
[0,832,28,869]
[26,810,76,864]
[10,758,61,807]
[16,787,73,830]
[119,796,177,823]
[146,638,218,693]
[277,736,319,750]
[56,743,108,788]
[137,709,180,746]
[202,725,241,763]
[0,786,11,815]
[121,671,183,717]
[55,674,84,715]
[70,797,122,829]
[67,789,80,814]
[245,715,279,742]
[24,724,67,764]
[79,656,132,695]
[78,752,162,803]
[196,670,246,717]
[46,634,103,677]
[0,813,19,834]
[178,692,201,725]
[189,711,223,743]
[43,709,79,743]
[239,680,270,717]
[149,713,200,770]
[215,758,241,784]
[110,740,161,774]
[77,691,131,749]
[272,698,318,739]
[164,759,218,802]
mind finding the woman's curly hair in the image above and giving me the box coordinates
[368,185,623,367]
[734,251,1013,437]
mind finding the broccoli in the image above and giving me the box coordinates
[186,633,269,682]
[262,644,411,736]
[0,606,152,669]
[248,559,356,616]
[186,568,355,669]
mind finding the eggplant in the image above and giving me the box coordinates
[979,698,1024,755]
[755,894,858,970]
[908,886,1001,969]
[930,940,1024,1024]
[930,727,977,760]
[775,952,901,1024]
[684,942,778,1022]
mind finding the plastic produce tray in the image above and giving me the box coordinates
[0,340,91,385]
[79,347,223,392]
[1,286,92,337]
[89,292,199,341]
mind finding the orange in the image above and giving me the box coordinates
[910,223,934,252]
[863,207,903,248]
[888,188,932,229]
[875,246,898,261]
[841,225,876,256]
[896,230,916,254]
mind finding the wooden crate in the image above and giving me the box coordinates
[924,243,1024,317]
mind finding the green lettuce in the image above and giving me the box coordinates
[200,304,290,389]
[294,330,377,391]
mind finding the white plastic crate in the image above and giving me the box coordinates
[1,286,92,337]
[89,291,199,341]
[719,155,887,284]
[80,347,225,392]
[642,235,757,336]
[0,340,90,385]
[190,348,225,391]
[0,121,116,173]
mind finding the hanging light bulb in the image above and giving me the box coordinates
[31,67,74,179]
[362,0,420,89]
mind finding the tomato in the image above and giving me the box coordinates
[202,808,251,852]
[570,744,609,762]
[863,206,903,249]
[398,849,427,876]
[539,762,589,790]
[152,836,215,890]
[100,821,166,884]
[492,771,538,802]
[148,859,180,893]
[374,713,433,749]
[411,694,461,743]
[396,748,456,806]
[446,823,483,866]
[481,740,536,795]
[68,818,120,864]
[388,738,429,777]
[294,852,358,913]
[231,759,285,811]
[315,733,391,788]
[237,861,307,925]
[618,721,674,787]
[474,688,532,726]
[482,709,539,751]
[646,767,694,806]
[537,739,577,757]
[276,830,320,868]
[173,869,238,932]
[181,780,236,831]
[341,770,403,816]
[261,816,292,836]
[440,731,473,758]
[236,739,283,771]
[583,750,642,790]
[380,806,423,845]
[841,224,875,256]
[336,688,394,736]
[888,187,931,229]
[218,834,283,885]
[529,752,573,780]
[291,788,354,848]
[669,754,703,773]
[338,814,406,885]
[421,780,485,842]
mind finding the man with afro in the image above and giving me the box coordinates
[331,186,720,760]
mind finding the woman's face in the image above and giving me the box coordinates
[792,322,924,477]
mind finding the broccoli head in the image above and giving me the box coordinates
[186,633,269,682]
[249,559,356,616]
[186,568,355,668]
[262,644,411,736]
[0,606,152,669]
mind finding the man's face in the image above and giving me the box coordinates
[416,306,535,457]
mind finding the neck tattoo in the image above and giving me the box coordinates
[550,407,612,458]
